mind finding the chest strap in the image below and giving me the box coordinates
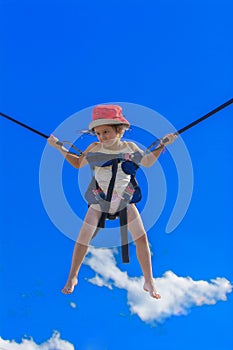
[86,151,143,169]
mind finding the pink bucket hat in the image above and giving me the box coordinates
[89,104,130,130]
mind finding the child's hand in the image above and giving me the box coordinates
[161,133,178,145]
[47,134,61,149]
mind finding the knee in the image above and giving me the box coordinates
[75,241,90,250]
[137,232,147,241]
[134,232,148,244]
[77,227,93,245]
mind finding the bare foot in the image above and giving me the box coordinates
[62,277,78,294]
[143,280,161,299]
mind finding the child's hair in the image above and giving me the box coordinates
[78,123,129,137]
[109,124,128,137]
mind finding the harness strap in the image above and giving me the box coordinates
[86,151,143,168]
[119,203,129,263]
[92,159,118,235]
[91,160,130,262]
[87,154,142,263]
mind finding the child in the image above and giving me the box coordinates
[48,104,177,298]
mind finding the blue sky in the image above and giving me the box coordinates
[0,0,233,349]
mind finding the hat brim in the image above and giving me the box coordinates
[89,118,130,130]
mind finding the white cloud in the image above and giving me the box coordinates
[70,302,77,309]
[0,331,74,350]
[84,247,233,324]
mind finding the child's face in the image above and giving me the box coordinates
[94,125,119,143]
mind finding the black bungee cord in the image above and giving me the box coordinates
[1,98,233,153]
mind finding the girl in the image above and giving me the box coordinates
[48,104,177,298]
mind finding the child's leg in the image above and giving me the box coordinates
[127,204,161,299]
[62,205,102,294]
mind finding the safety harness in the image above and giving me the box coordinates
[85,151,143,263]
[1,99,232,262]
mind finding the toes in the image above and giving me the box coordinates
[62,286,74,294]
[62,288,71,294]
[61,279,78,294]
[149,290,161,299]
[143,284,161,299]
[152,292,161,299]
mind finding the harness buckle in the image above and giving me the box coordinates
[123,184,135,202]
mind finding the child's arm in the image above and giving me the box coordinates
[140,133,178,167]
[47,134,98,168]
